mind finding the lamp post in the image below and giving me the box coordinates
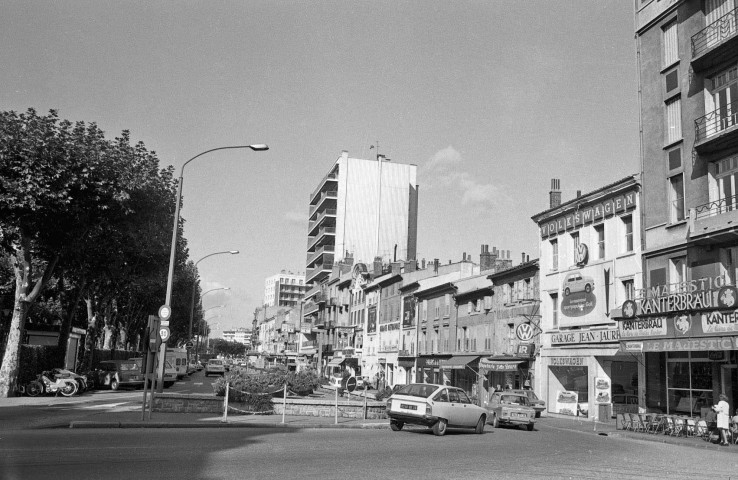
[188,251,238,340]
[158,144,268,392]
[195,307,224,362]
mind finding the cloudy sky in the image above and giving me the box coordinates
[1,1,640,335]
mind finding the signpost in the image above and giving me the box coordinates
[344,376,357,393]
[156,305,171,394]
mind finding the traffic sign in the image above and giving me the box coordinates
[344,376,357,393]
[159,326,170,342]
[185,340,194,349]
[158,305,171,321]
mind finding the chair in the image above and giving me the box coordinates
[631,413,646,432]
[639,414,656,433]
[671,417,686,437]
[664,416,676,435]
[618,413,632,431]
[649,415,666,434]
[685,418,696,437]
[695,420,708,440]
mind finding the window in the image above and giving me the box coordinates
[662,20,678,67]
[669,174,685,222]
[670,256,687,292]
[551,293,559,329]
[467,301,473,315]
[434,299,440,319]
[707,65,737,137]
[668,147,682,171]
[665,97,682,144]
[551,239,559,271]
[422,300,428,321]
[595,224,605,260]
[571,232,580,264]
[665,69,679,94]
[507,324,515,354]
[623,215,634,252]
[706,0,737,48]
[508,282,515,303]
[714,154,738,213]
[444,294,451,317]
[623,279,635,301]
[475,299,482,312]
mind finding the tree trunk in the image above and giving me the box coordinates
[81,298,98,371]
[0,235,58,397]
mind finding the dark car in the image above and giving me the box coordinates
[93,360,144,390]
[510,389,546,418]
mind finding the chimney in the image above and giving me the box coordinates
[480,244,492,271]
[373,257,383,276]
[521,252,526,264]
[550,178,561,208]
[576,190,582,198]
[405,259,417,273]
[434,259,439,273]
[341,150,349,160]
[421,258,426,269]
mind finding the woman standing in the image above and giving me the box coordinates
[715,394,731,446]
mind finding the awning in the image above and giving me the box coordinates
[299,347,317,356]
[479,357,526,373]
[327,358,344,367]
[398,359,414,368]
[438,355,480,370]
[326,357,360,368]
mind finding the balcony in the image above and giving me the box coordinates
[307,226,336,251]
[306,245,335,268]
[310,172,339,204]
[309,191,337,218]
[307,211,336,237]
[691,8,738,72]
[689,194,738,242]
[694,100,738,154]
[306,263,333,284]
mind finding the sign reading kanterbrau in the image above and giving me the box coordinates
[621,277,738,318]
[540,191,636,239]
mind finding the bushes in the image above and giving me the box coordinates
[213,368,322,413]
[18,346,64,385]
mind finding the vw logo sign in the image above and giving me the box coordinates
[574,243,589,267]
[515,323,534,342]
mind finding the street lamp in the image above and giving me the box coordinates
[157,144,267,391]
[188,251,238,339]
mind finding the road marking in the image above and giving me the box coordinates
[80,402,128,410]
[193,383,203,386]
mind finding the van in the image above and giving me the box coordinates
[131,357,177,388]
[167,348,188,379]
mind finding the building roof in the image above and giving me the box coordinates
[413,271,463,297]
[364,272,402,291]
[530,174,639,223]
[487,258,539,281]
[453,274,493,297]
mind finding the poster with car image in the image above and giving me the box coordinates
[559,263,612,328]
[556,390,578,416]
[595,377,611,404]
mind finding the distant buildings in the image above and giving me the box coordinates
[306,150,418,285]
[222,327,253,346]
[263,271,307,307]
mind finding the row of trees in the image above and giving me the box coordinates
[0,109,208,396]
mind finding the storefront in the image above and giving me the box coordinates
[539,327,636,419]
[479,356,530,392]
[618,279,738,417]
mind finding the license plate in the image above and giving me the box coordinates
[513,413,526,418]
[400,403,417,410]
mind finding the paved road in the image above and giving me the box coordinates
[2,423,736,480]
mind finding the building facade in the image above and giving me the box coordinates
[532,176,642,420]
[263,271,307,307]
[630,0,738,418]
[306,150,418,285]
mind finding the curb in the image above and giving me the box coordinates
[68,420,390,430]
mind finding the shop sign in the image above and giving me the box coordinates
[549,357,585,366]
[416,357,441,367]
[283,325,295,333]
[548,328,619,345]
[479,359,521,372]
[540,191,636,239]
[300,327,313,334]
[632,336,738,352]
[516,323,535,342]
[701,310,738,334]
[621,341,643,352]
[618,317,668,338]
[574,243,589,267]
[335,326,354,334]
[622,279,736,318]
[515,343,535,357]
[367,306,377,334]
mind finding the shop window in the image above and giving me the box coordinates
[548,365,589,417]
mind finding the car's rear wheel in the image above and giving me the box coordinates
[390,421,404,431]
[585,284,591,293]
[564,287,570,296]
[527,423,535,431]
[492,414,499,428]
[475,416,485,434]
[432,418,447,436]
[110,378,120,391]
[535,411,541,418]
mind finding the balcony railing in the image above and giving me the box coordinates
[694,193,738,220]
[306,245,335,268]
[309,191,338,217]
[310,172,339,203]
[692,8,738,59]
[695,99,738,142]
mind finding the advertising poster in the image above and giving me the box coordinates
[556,390,578,416]
[402,295,416,328]
[559,262,612,328]
[367,306,377,334]
[595,377,611,404]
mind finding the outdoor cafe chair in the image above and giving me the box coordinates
[648,414,665,434]
[618,413,632,431]
[695,419,708,440]
[630,413,646,433]
[685,418,696,437]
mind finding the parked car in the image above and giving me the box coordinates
[356,376,372,389]
[130,358,177,388]
[205,359,226,376]
[93,360,144,390]
[487,392,536,431]
[563,271,595,296]
[386,383,488,436]
[509,389,546,418]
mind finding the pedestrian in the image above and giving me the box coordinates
[714,394,731,446]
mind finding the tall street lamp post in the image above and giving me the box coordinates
[188,251,238,340]
[157,144,268,392]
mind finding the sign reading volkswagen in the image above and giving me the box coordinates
[515,323,534,342]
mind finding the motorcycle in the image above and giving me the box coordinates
[51,368,90,393]
[25,371,78,397]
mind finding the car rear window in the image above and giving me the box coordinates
[501,395,528,405]
[396,384,437,398]
[209,360,223,365]
[119,362,138,371]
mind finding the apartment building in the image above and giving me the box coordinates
[306,150,418,285]
[633,0,738,417]
[263,271,308,307]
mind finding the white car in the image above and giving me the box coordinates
[205,359,226,376]
[563,272,595,296]
[386,383,488,436]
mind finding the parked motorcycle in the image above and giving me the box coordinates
[25,371,78,397]
[51,368,90,393]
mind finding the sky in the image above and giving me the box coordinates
[0,1,640,337]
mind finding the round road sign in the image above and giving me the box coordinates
[158,305,171,321]
[515,323,534,342]
[159,326,170,342]
[185,340,194,349]
[344,376,357,393]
